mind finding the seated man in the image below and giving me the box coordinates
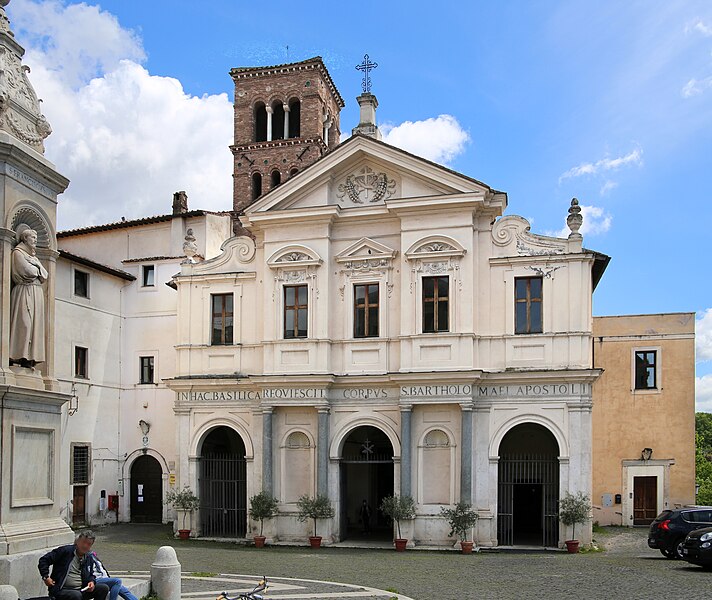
[38,530,109,600]
[89,551,138,600]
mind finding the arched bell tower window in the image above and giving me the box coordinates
[288,98,301,138]
[289,168,299,178]
[251,172,262,200]
[270,170,281,189]
[254,102,267,142]
[271,100,285,140]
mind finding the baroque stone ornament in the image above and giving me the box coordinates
[567,197,583,239]
[0,2,53,153]
[182,228,199,264]
[337,166,395,204]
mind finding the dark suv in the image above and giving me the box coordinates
[648,507,712,559]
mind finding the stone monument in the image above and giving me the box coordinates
[0,1,74,597]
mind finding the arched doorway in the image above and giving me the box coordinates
[339,426,394,541]
[199,426,247,538]
[497,423,560,547]
[130,454,163,523]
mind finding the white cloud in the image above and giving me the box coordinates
[599,180,618,196]
[559,147,643,182]
[547,204,612,238]
[681,76,712,98]
[696,309,712,362]
[9,1,233,229]
[381,115,470,165]
[686,18,712,38]
[697,375,712,413]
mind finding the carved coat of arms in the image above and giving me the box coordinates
[337,166,396,204]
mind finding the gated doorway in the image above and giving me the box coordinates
[199,426,247,538]
[339,426,394,541]
[130,454,163,523]
[497,423,559,547]
[633,476,658,525]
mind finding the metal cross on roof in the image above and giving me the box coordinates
[356,54,378,94]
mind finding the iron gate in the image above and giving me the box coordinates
[199,453,247,538]
[497,454,559,547]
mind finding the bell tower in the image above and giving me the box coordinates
[229,57,344,227]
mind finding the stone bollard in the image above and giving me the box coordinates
[150,546,181,600]
[0,585,19,600]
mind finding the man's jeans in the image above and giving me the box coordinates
[95,577,139,600]
[54,583,110,600]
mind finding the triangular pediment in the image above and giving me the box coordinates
[335,237,397,263]
[244,135,499,216]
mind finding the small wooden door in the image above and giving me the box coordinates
[633,476,658,525]
[72,485,87,524]
[130,455,163,523]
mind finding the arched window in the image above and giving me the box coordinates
[270,170,281,189]
[271,101,285,140]
[286,431,310,449]
[289,168,299,178]
[251,172,262,200]
[254,102,267,142]
[288,98,301,138]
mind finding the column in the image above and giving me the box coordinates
[400,405,412,497]
[317,408,330,497]
[460,403,473,504]
[266,105,273,142]
[283,103,290,139]
[262,408,273,493]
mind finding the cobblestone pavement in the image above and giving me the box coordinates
[93,525,710,600]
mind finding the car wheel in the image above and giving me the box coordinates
[672,538,686,560]
[661,548,676,559]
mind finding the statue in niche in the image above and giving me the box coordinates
[9,224,47,368]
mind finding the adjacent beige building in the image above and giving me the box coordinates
[592,313,696,526]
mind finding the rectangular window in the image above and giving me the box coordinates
[354,283,379,338]
[74,270,89,298]
[139,356,155,384]
[284,285,308,339]
[635,350,657,390]
[422,276,449,333]
[211,294,234,345]
[142,265,155,287]
[71,444,90,485]
[515,276,543,334]
[74,346,88,379]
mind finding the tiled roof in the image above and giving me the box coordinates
[58,249,136,281]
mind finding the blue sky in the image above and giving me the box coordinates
[7,1,712,407]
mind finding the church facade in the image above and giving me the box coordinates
[164,58,609,547]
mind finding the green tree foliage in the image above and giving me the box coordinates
[696,413,712,505]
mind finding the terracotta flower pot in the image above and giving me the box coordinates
[394,538,408,552]
[309,536,322,549]
[461,541,474,554]
[178,529,190,540]
[254,535,266,548]
[565,539,580,554]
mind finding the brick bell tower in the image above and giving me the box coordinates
[230,57,345,231]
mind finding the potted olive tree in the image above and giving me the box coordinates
[249,491,279,548]
[165,486,200,540]
[380,495,416,551]
[440,502,479,554]
[559,491,592,553]
[296,494,335,548]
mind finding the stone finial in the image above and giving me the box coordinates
[182,228,199,264]
[0,1,53,154]
[567,198,583,239]
[172,190,188,215]
[351,93,382,140]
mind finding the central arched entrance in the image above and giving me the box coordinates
[130,454,163,523]
[497,423,560,547]
[339,426,394,541]
[198,426,247,538]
